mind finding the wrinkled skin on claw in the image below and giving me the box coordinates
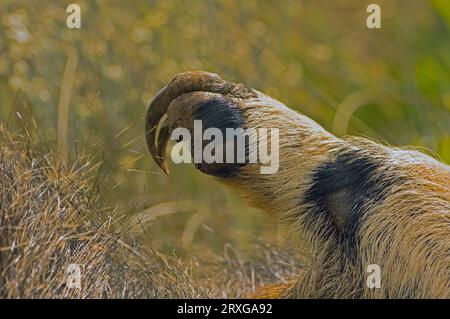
[145,71,450,298]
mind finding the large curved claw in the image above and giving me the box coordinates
[145,71,229,174]
[145,71,253,174]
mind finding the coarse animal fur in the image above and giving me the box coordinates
[146,71,450,298]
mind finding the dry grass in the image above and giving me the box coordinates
[0,123,301,298]
[194,241,306,298]
[0,123,199,298]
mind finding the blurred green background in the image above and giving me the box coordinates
[1,0,449,255]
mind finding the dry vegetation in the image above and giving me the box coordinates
[0,124,302,298]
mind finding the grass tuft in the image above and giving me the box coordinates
[0,124,300,298]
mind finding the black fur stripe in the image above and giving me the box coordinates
[191,98,248,178]
[192,98,245,133]
[303,150,395,258]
